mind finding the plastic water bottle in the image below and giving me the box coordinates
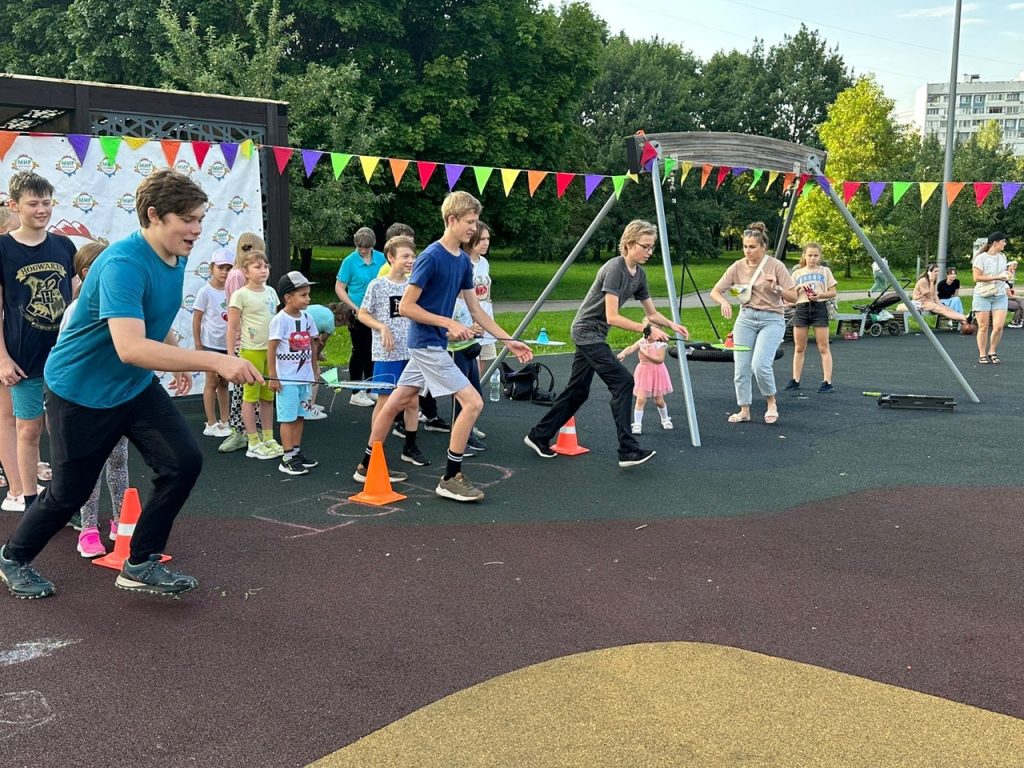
[489,372,501,402]
[537,327,549,344]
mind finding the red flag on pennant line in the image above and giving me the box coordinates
[555,172,575,198]
[192,141,211,169]
[842,181,861,205]
[973,182,994,207]
[715,166,730,190]
[161,139,181,167]
[272,146,293,175]
[417,161,437,190]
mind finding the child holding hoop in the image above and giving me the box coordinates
[785,242,837,394]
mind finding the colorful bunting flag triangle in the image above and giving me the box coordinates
[584,174,604,200]
[527,170,548,197]
[389,158,410,187]
[68,134,91,164]
[945,182,965,207]
[98,136,121,165]
[192,141,211,169]
[417,161,437,190]
[1003,182,1022,209]
[161,139,181,166]
[892,181,911,206]
[0,131,18,161]
[500,168,520,197]
[919,182,939,208]
[473,166,494,194]
[123,137,148,150]
[555,172,575,199]
[272,146,294,175]
[842,181,862,205]
[699,164,712,189]
[239,139,254,159]
[360,156,381,183]
[330,153,352,179]
[220,142,239,169]
[974,181,994,207]
[868,182,886,206]
[301,149,323,178]
[611,175,628,199]
[748,169,764,190]
[445,164,466,191]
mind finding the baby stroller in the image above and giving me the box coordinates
[851,280,912,337]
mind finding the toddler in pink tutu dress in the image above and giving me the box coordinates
[617,339,673,435]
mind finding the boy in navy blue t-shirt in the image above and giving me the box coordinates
[0,169,261,600]
[355,191,532,503]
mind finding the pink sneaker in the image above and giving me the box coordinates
[77,527,106,559]
[109,520,119,541]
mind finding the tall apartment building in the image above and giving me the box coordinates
[913,74,1024,156]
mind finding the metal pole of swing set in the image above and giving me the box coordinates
[648,153,701,447]
[482,190,620,383]
[807,158,980,404]
[936,0,963,276]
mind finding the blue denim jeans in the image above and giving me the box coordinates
[732,308,786,406]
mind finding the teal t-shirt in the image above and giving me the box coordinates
[45,231,186,408]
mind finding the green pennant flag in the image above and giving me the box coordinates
[892,181,912,206]
[662,157,677,183]
[748,169,764,190]
[612,175,628,199]
[473,166,494,194]
[98,136,122,165]
[330,153,352,179]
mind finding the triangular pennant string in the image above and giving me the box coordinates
[301,149,323,178]
[731,167,749,176]
[0,131,18,161]
[814,175,833,196]
[416,161,438,190]
[272,146,294,175]
[1003,182,1022,208]
[330,153,352,179]
[627,173,639,184]
[444,164,466,191]
[794,174,809,198]
[945,182,965,207]
[639,142,658,171]
[973,181,994,207]
[191,141,211,169]
[500,168,520,197]
[715,166,730,190]
[919,181,940,208]
[765,171,779,190]
[680,162,692,183]
[161,139,181,166]
[389,158,410,187]
[868,182,886,206]
[892,181,911,206]
[220,142,239,169]
[612,175,628,199]
[98,136,122,165]
[699,164,713,188]
[748,169,764,190]
[527,170,548,197]
[662,157,677,183]
[842,181,862,205]
[123,137,148,150]
[782,172,796,191]
[555,172,575,199]
[67,134,91,163]
[473,166,494,194]
[360,156,381,183]
[584,174,604,200]
[239,139,254,159]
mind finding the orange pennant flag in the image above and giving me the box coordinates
[160,139,181,167]
[0,131,17,161]
[527,170,548,197]
[389,158,410,187]
[699,164,713,188]
[782,172,796,190]
[945,182,966,207]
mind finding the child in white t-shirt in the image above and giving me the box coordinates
[268,271,319,476]
[192,247,234,437]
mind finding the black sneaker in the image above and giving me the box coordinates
[524,434,556,458]
[467,434,488,452]
[0,546,55,599]
[294,451,319,468]
[783,378,800,390]
[278,456,309,476]
[817,381,835,394]
[116,555,197,595]
[423,417,451,433]
[618,449,656,468]
[401,445,431,466]
[353,464,408,483]
[392,422,407,439]
[67,511,83,531]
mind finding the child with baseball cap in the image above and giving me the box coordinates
[193,247,235,437]
[268,271,319,475]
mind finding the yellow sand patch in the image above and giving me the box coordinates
[308,642,1024,767]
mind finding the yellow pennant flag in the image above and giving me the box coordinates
[919,181,940,208]
[123,137,149,150]
[359,156,381,183]
[627,172,639,184]
[765,171,779,190]
[240,139,254,159]
[500,168,521,197]
[680,162,693,182]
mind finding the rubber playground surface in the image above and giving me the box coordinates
[4,327,1024,767]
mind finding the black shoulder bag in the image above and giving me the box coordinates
[498,361,556,406]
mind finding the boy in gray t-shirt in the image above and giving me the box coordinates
[524,220,688,468]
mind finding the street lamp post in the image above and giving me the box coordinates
[937,0,963,275]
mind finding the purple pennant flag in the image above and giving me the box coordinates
[301,149,324,178]
[731,167,749,176]
[68,134,91,164]
[445,164,466,190]
[868,182,887,205]
[1003,182,1022,209]
[584,174,604,200]
[815,175,832,195]
[220,142,239,169]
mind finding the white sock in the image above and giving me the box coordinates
[633,409,643,424]
[657,405,669,420]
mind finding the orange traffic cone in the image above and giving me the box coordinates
[551,417,589,456]
[93,488,171,571]
[350,441,407,506]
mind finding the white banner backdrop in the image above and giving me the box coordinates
[1,134,265,390]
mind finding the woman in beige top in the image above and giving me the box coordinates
[912,263,969,327]
[710,222,799,425]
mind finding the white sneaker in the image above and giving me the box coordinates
[309,403,326,413]
[631,422,642,435]
[262,439,285,457]
[301,402,327,420]
[203,422,232,438]
[661,417,674,430]
[1,493,25,512]
[472,426,486,439]
[245,442,279,460]
[367,392,378,402]
[349,391,374,407]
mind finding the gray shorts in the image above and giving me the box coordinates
[399,347,471,398]
[478,342,497,361]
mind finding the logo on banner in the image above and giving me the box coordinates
[211,228,232,247]
[227,195,249,215]
[55,155,81,177]
[182,293,196,311]
[133,157,156,177]
[72,193,98,214]
[207,162,229,181]
[174,160,195,177]
[10,154,39,173]
[97,158,121,178]
[194,261,211,280]
[116,193,136,214]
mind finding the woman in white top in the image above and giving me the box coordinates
[972,231,1013,364]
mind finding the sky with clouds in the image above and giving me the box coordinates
[556,1,1024,113]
